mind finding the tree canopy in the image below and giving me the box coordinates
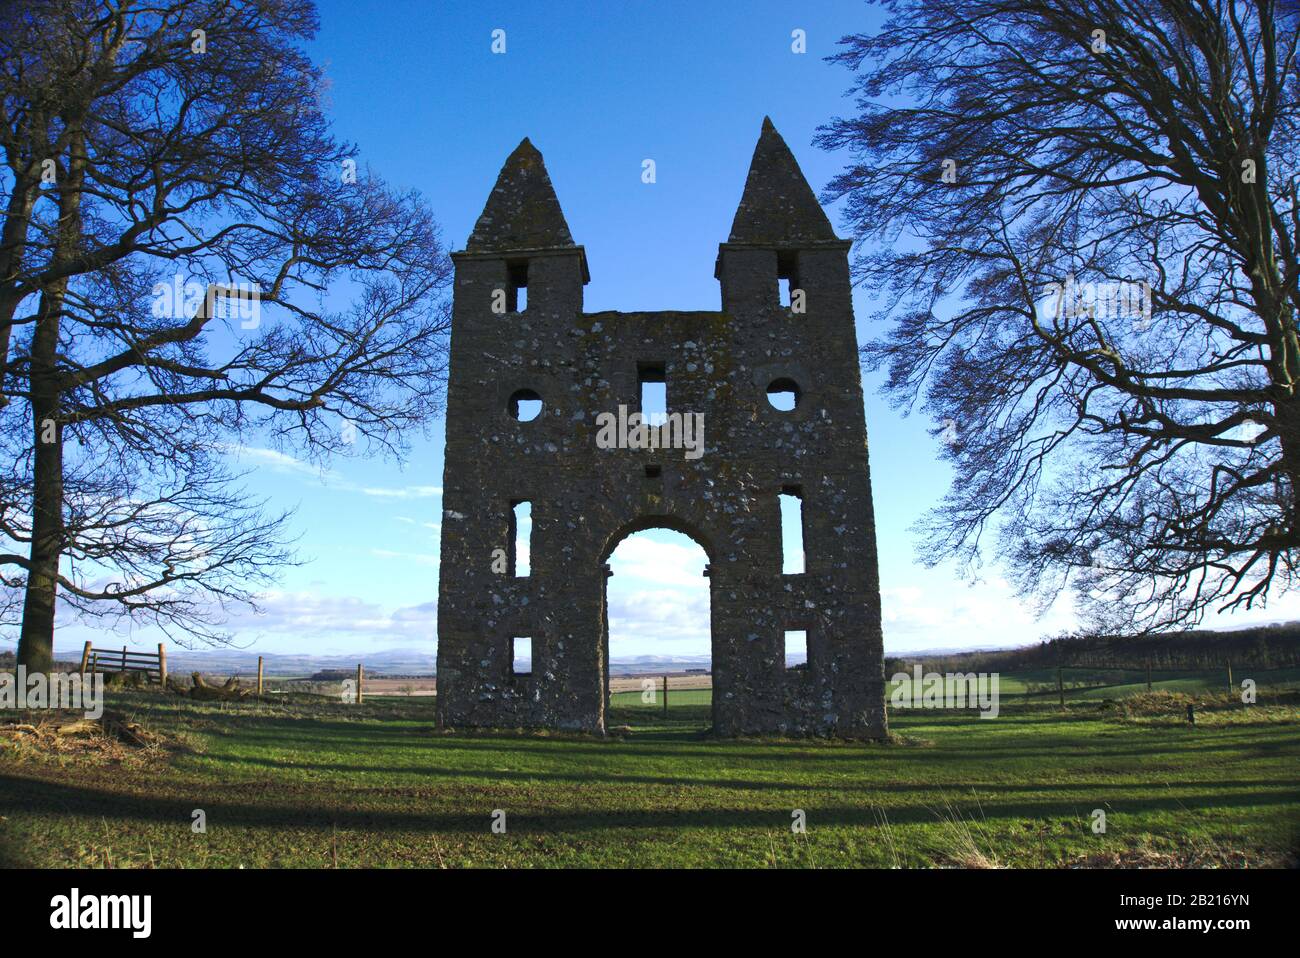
[820,0,1300,633]
[0,0,451,670]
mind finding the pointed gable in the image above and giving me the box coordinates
[728,117,837,245]
[467,138,576,251]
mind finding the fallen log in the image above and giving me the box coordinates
[55,719,101,737]
[101,710,154,746]
[188,672,252,701]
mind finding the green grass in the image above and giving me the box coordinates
[1,684,1297,868]
[610,688,713,716]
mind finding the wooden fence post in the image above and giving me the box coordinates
[158,643,167,687]
[257,656,264,697]
[79,641,92,674]
[1146,659,1152,691]
[663,674,669,717]
[1226,659,1233,694]
[356,663,364,704]
[122,646,128,672]
[1057,667,1064,708]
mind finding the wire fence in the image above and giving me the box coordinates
[977,663,1300,703]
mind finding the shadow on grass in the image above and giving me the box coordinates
[188,712,1300,769]
[1,769,1295,843]
[199,751,1300,800]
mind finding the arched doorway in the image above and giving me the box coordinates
[600,522,714,733]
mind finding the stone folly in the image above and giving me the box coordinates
[435,118,886,738]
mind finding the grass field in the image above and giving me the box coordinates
[1,670,1297,868]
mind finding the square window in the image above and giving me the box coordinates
[511,636,532,676]
[784,630,807,670]
[638,362,667,427]
[510,500,531,577]
[777,251,801,311]
[507,261,528,313]
[779,487,805,574]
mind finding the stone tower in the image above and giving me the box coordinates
[435,119,886,738]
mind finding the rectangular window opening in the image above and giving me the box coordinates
[638,362,667,427]
[511,636,532,676]
[508,261,528,313]
[784,630,808,670]
[510,500,531,577]
[779,486,805,574]
[777,251,800,311]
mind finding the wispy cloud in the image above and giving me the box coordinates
[224,590,438,642]
[608,586,711,651]
[223,445,325,478]
[606,533,712,653]
[608,533,708,588]
[359,485,442,499]
[880,577,1075,650]
[224,446,442,501]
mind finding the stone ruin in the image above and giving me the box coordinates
[435,118,886,738]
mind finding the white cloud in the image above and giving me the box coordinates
[221,446,441,501]
[607,533,709,588]
[880,575,1075,651]
[224,445,324,477]
[224,589,438,641]
[358,485,443,499]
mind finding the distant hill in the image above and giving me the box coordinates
[0,649,79,672]
[887,621,1300,674]
[161,648,439,677]
[21,647,716,678]
[12,620,1299,678]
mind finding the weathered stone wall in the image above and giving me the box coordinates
[435,122,887,738]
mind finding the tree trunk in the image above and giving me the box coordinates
[0,177,39,399]
[17,287,67,675]
[16,125,83,674]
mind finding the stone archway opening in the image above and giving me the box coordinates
[601,524,714,734]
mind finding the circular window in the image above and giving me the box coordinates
[766,378,800,412]
[509,389,543,422]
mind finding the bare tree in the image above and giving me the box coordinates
[0,0,451,671]
[818,1,1300,633]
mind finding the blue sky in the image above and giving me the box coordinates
[41,0,1300,661]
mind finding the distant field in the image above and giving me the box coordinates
[286,665,1300,708]
[1,676,1296,868]
[260,672,714,699]
[611,666,1300,717]
[610,688,713,711]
